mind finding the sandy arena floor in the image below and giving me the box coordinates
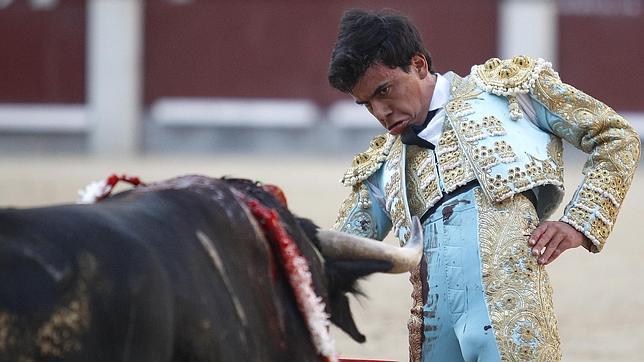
[0,151,642,361]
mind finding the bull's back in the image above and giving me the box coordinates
[0,185,318,361]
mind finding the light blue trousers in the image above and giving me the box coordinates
[419,187,561,361]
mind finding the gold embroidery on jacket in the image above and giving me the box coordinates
[460,116,507,142]
[447,72,567,203]
[546,135,564,170]
[405,145,441,218]
[333,183,377,238]
[472,141,517,172]
[385,174,405,238]
[471,56,544,97]
[531,66,640,250]
[475,190,561,361]
[482,150,564,202]
[387,141,403,171]
[383,140,408,242]
[333,187,358,230]
[484,116,507,136]
[440,77,484,194]
[436,124,476,194]
[341,134,396,187]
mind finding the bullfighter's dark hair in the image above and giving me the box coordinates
[328,8,434,93]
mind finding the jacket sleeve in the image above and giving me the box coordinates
[528,65,641,252]
[332,174,392,241]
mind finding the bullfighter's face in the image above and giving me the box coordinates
[351,54,436,136]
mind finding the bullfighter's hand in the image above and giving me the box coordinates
[528,221,589,265]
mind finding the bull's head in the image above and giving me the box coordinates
[229,178,423,345]
[0,175,421,362]
[299,216,423,343]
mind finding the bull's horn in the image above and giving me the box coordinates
[316,216,423,273]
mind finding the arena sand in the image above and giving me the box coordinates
[0,150,642,361]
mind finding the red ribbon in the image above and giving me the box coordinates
[96,173,145,202]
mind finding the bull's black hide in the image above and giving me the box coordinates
[0,176,391,362]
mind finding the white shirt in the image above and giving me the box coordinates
[417,73,450,146]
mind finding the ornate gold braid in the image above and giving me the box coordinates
[475,190,561,361]
[407,263,423,362]
[341,134,395,187]
[531,66,640,251]
[471,56,545,97]
[332,187,358,231]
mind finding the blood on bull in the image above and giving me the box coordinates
[0,175,422,362]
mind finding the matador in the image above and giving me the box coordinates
[327,9,640,362]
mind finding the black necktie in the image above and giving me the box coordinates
[401,109,437,149]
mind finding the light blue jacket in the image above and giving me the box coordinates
[334,56,640,252]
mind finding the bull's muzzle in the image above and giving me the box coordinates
[316,216,423,273]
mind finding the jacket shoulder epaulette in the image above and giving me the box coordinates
[470,55,556,97]
[340,133,396,187]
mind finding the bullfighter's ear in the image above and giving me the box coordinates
[325,259,392,343]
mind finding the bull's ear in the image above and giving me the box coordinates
[326,259,392,343]
[329,293,366,343]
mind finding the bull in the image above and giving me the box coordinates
[0,175,421,361]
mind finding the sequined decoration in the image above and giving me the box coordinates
[508,95,523,120]
[460,116,507,142]
[407,264,424,362]
[336,132,395,235]
[333,187,358,231]
[405,145,442,218]
[446,71,565,204]
[470,56,550,97]
[341,134,396,187]
[384,165,407,244]
[472,141,517,172]
[340,210,376,239]
[475,190,561,361]
[333,183,377,238]
[440,76,486,194]
[482,150,563,203]
[531,65,640,251]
